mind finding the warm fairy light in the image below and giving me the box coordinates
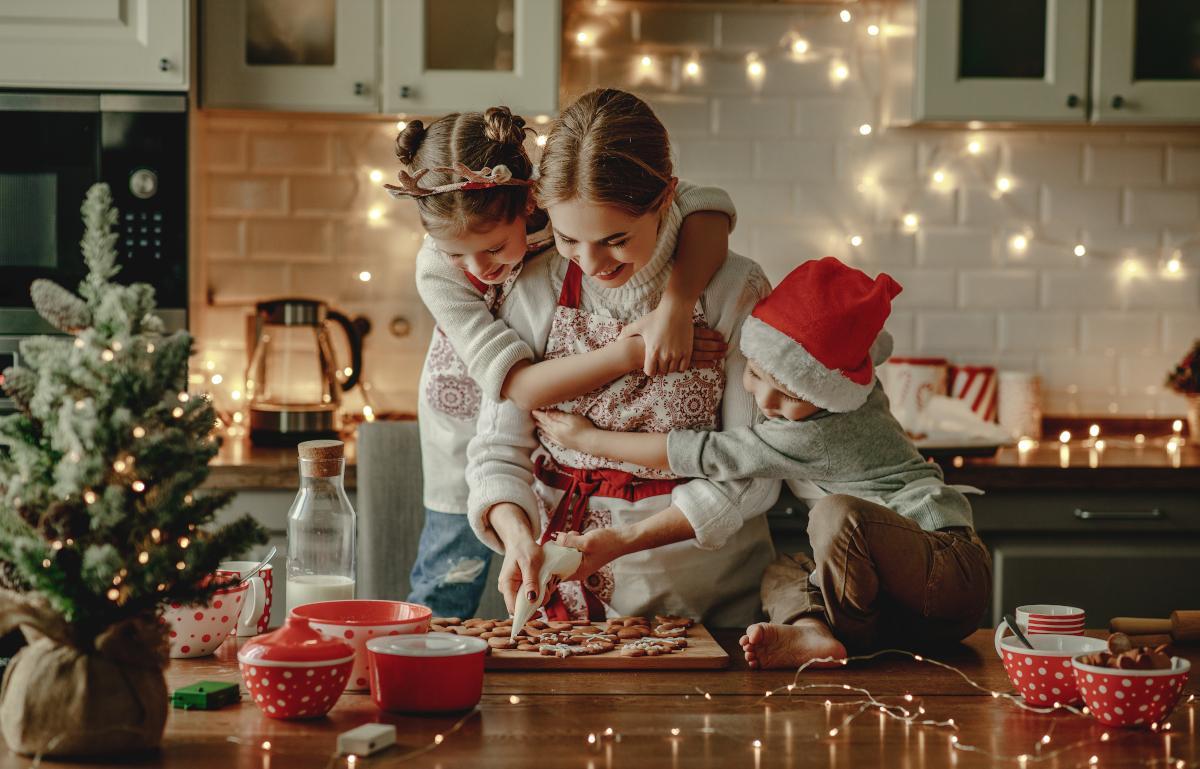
[50,540,62,551]
[931,169,946,184]
[829,728,839,737]
[587,733,596,745]
[101,349,114,362]
[535,134,548,147]
[211,374,223,385]
[1173,419,1183,433]
[995,176,1012,193]
[605,727,614,736]
[839,9,852,22]
[904,694,913,702]
[1094,439,1105,450]
[1070,243,1087,257]
[1040,734,1050,744]
[791,38,810,56]
[849,234,863,247]
[1167,437,1180,452]
[575,30,594,47]
[42,559,50,568]
[950,735,958,744]
[967,140,983,155]
[368,169,384,184]
[74,338,85,349]
[509,695,520,704]
[831,62,850,82]
[670,728,680,736]
[752,739,763,748]
[176,561,186,570]
[1089,757,1098,766]
[684,59,701,79]
[107,588,120,601]
[1009,234,1029,254]
[901,213,919,232]
[84,490,97,504]
[1135,433,1146,445]
[746,55,765,81]
[858,123,872,136]
[867,24,880,36]
[138,551,149,564]
[178,536,190,549]
[1122,258,1143,276]
[111,341,123,352]
[132,480,146,492]
[434,734,444,745]
[639,54,654,70]
[1059,430,1071,443]
[233,411,244,423]
[395,120,407,132]
[146,343,155,353]
[346,755,357,766]
[178,391,190,403]
[151,528,162,542]
[1088,424,1100,437]
[362,405,376,422]
[358,271,372,282]
[172,407,184,418]
[368,206,384,221]
[261,741,271,751]
[133,426,146,438]
[114,459,127,472]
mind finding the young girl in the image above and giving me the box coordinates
[393,106,739,618]
[464,89,779,625]
[534,257,991,667]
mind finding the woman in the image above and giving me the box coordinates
[464,89,779,625]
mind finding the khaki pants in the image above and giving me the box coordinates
[761,494,992,651]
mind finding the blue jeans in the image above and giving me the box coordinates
[407,509,493,618]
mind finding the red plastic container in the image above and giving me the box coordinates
[1073,656,1191,728]
[366,634,488,713]
[237,616,356,719]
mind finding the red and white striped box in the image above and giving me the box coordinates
[947,365,998,423]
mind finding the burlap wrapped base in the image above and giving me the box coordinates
[0,592,168,759]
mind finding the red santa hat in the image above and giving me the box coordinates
[739,257,903,413]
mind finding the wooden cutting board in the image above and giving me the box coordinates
[484,622,730,670]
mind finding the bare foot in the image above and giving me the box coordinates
[739,618,847,670]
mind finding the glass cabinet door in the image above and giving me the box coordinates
[916,0,1090,122]
[1093,0,1200,122]
[382,0,559,115]
[203,0,377,112]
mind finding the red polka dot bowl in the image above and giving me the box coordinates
[289,599,432,692]
[997,633,1108,706]
[238,616,356,720]
[366,634,488,713]
[1073,656,1191,729]
[163,570,248,658]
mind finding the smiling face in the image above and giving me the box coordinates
[546,197,670,288]
[429,212,530,285]
[741,359,822,421]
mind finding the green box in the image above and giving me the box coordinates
[171,681,241,710]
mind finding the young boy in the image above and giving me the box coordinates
[535,256,992,669]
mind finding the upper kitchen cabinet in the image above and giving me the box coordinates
[889,0,1200,125]
[203,0,378,112]
[381,0,559,116]
[0,0,188,91]
[1092,0,1200,123]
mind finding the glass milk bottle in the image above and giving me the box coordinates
[286,440,356,614]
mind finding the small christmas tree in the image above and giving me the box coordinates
[0,183,266,650]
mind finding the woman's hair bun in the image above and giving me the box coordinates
[394,120,427,166]
[483,106,527,147]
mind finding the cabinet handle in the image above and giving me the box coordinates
[399,85,412,99]
[1066,93,1080,108]
[159,58,171,72]
[354,81,366,96]
[1073,508,1163,521]
[1111,94,1125,109]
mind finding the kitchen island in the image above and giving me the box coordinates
[3,630,1193,768]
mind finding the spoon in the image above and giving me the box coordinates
[1003,613,1034,649]
[238,545,277,585]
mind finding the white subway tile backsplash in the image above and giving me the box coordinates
[998,312,1078,351]
[1080,312,1160,354]
[958,270,1038,309]
[716,97,792,137]
[1084,145,1164,186]
[916,312,996,350]
[191,2,1198,417]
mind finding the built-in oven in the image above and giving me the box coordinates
[0,91,188,412]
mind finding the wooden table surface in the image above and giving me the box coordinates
[4,630,1195,768]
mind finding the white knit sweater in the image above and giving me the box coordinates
[414,182,739,513]
[465,203,782,552]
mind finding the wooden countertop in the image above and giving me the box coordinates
[204,433,1200,493]
[7,630,1194,768]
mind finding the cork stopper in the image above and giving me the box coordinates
[297,439,344,478]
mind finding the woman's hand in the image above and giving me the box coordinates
[489,503,545,613]
[554,528,633,582]
[532,409,597,452]
[619,304,726,376]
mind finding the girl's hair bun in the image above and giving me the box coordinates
[483,106,528,147]
[395,120,428,166]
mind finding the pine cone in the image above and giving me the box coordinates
[30,279,91,333]
[1,367,37,413]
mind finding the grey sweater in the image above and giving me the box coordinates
[667,381,974,532]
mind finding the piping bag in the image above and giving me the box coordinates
[509,541,583,641]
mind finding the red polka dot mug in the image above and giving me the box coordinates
[163,570,249,659]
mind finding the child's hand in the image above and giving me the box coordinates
[553,528,631,582]
[620,304,727,376]
[533,409,596,452]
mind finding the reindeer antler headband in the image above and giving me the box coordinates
[384,163,533,199]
